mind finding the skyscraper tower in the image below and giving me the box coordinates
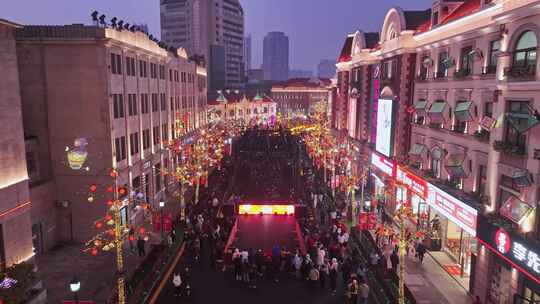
[160,0,245,91]
[263,31,289,81]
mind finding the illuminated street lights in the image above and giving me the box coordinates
[69,277,80,304]
[159,200,165,242]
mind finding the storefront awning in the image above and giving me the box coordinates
[454,101,473,122]
[506,112,540,133]
[414,100,428,116]
[428,101,447,124]
[444,153,467,178]
[512,169,533,188]
[499,195,534,225]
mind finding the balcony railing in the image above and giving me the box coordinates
[482,65,497,75]
[434,71,448,80]
[493,140,526,156]
[473,129,490,142]
[504,65,536,80]
[416,73,429,82]
[453,68,471,80]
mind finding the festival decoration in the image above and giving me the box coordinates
[66,137,89,170]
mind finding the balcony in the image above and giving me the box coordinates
[416,73,429,82]
[453,68,472,80]
[434,71,448,80]
[493,140,526,156]
[473,129,490,142]
[504,65,536,81]
[482,65,497,75]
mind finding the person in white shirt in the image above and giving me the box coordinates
[172,273,182,296]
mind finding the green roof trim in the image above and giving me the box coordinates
[454,101,472,122]
[428,101,447,114]
[414,100,428,110]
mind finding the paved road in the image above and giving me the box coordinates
[155,237,347,304]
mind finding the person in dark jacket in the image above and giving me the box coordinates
[390,250,399,273]
[137,236,146,257]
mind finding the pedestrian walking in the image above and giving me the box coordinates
[390,250,399,273]
[416,243,426,264]
[137,236,146,257]
[329,258,338,294]
[359,279,370,304]
[319,260,329,289]
[172,273,182,297]
[292,252,303,278]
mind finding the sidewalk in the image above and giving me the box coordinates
[37,200,182,303]
[404,252,472,304]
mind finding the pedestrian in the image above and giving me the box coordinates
[233,249,242,281]
[329,258,338,294]
[319,260,329,289]
[358,279,370,304]
[369,251,379,268]
[128,227,135,252]
[347,279,359,304]
[416,243,426,264]
[172,273,182,297]
[137,236,146,257]
[292,252,303,278]
[390,250,399,273]
[308,266,319,289]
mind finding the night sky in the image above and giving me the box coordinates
[3,0,429,71]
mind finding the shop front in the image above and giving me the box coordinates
[425,183,479,292]
[370,152,396,210]
[477,215,540,304]
[395,165,429,228]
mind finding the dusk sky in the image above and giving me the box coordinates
[3,0,429,71]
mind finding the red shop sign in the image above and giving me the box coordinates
[396,166,428,198]
[370,152,396,178]
[427,183,478,236]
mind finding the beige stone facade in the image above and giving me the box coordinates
[15,24,207,242]
[0,19,34,267]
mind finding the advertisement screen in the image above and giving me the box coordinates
[375,99,394,157]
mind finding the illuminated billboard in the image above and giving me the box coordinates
[238,204,295,215]
[375,99,394,157]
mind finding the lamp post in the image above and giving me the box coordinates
[69,277,80,304]
[159,200,165,242]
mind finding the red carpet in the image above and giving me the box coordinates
[443,264,461,276]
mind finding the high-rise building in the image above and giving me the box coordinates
[160,0,245,91]
[263,31,289,81]
[317,59,336,78]
[289,69,313,78]
[245,34,252,73]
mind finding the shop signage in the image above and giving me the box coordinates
[426,183,478,236]
[371,152,395,177]
[478,217,540,284]
[396,166,428,198]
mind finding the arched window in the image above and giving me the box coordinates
[513,31,537,68]
[431,147,442,178]
[389,26,397,40]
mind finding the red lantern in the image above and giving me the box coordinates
[118,187,126,195]
[90,248,98,256]
[139,227,146,234]
[107,186,113,193]
[110,170,118,178]
[95,221,103,229]
[105,214,112,221]
[107,200,114,207]
[128,235,135,241]
[107,229,115,237]
[89,184,97,192]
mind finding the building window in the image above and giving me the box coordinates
[432,11,439,26]
[486,40,501,74]
[513,31,537,69]
[128,94,138,116]
[160,93,166,111]
[431,148,442,178]
[110,53,122,75]
[113,94,124,119]
[126,57,136,76]
[459,46,473,76]
[115,136,126,162]
[141,94,149,114]
[151,93,159,112]
[159,65,166,79]
[169,70,173,82]
[150,63,157,79]
[154,163,161,192]
[143,129,150,150]
[139,60,148,78]
[437,51,449,78]
[129,132,139,156]
[504,101,528,153]
[162,124,168,142]
[153,126,160,146]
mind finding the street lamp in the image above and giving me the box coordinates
[69,277,80,304]
[159,201,165,242]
